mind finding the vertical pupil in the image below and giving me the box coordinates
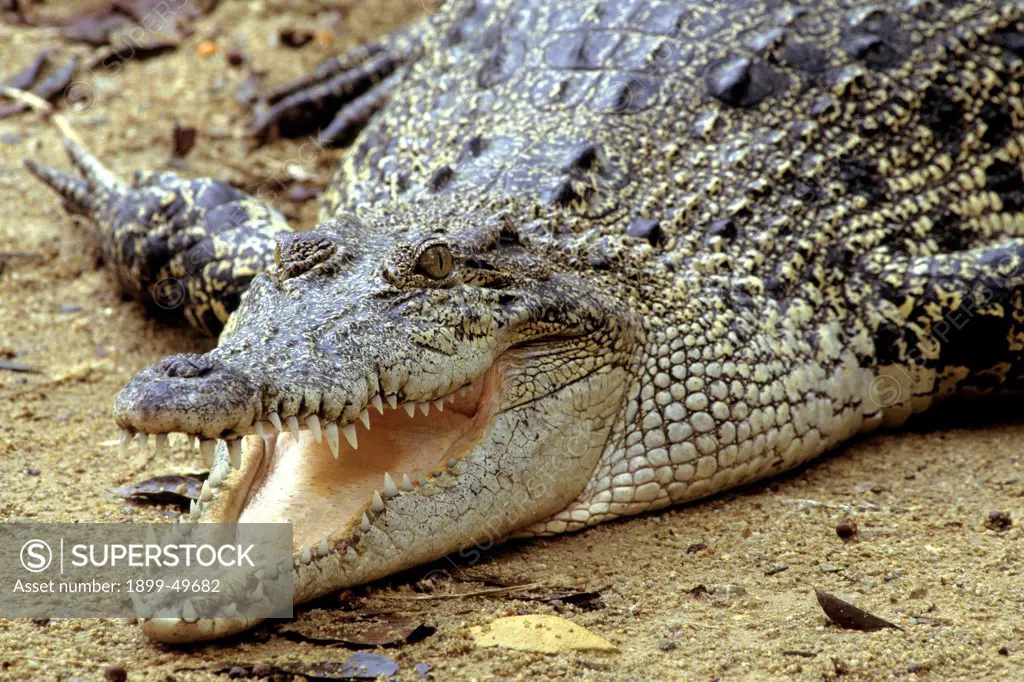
[419,245,450,278]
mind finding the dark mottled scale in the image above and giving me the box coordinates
[985,159,1024,211]
[626,218,665,247]
[427,165,456,193]
[703,55,786,108]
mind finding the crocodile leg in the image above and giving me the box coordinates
[861,241,1024,426]
[25,140,291,335]
[251,24,426,146]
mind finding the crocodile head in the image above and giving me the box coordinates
[113,201,638,642]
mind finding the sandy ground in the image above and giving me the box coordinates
[1,2,1022,680]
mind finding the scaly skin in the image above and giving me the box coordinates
[26,0,1024,643]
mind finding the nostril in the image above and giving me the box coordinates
[161,354,216,379]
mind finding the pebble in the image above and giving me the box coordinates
[197,40,218,58]
[226,48,245,67]
[102,663,127,682]
[835,517,859,540]
[251,663,273,676]
[985,511,1012,532]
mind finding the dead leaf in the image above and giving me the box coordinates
[110,473,207,509]
[470,614,618,653]
[814,588,902,632]
[0,56,79,118]
[25,1,218,46]
[85,38,180,70]
[2,49,53,90]
[280,614,435,648]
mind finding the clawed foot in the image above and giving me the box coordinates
[250,25,424,147]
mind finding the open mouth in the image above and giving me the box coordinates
[183,364,501,563]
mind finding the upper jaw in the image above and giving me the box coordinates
[112,331,492,458]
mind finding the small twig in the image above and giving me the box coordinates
[378,582,542,601]
[0,85,83,146]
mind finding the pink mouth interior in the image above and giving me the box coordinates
[236,367,499,553]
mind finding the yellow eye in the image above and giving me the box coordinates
[415,243,453,280]
[273,243,282,269]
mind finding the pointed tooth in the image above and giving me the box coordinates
[182,599,197,623]
[386,394,398,410]
[360,512,371,532]
[199,439,216,465]
[371,490,385,512]
[119,429,131,458]
[433,399,444,412]
[418,402,430,416]
[264,435,275,460]
[135,433,148,452]
[299,546,311,565]
[268,412,282,432]
[307,415,322,443]
[342,423,358,450]
[325,422,339,459]
[209,463,225,486]
[383,472,399,498]
[200,480,212,502]
[189,498,199,519]
[255,421,265,438]
[155,433,168,455]
[318,536,330,557]
[228,439,242,469]
[358,409,370,430]
[403,402,416,418]
[222,602,237,618]
[286,415,300,440]
[189,434,198,450]
[446,393,455,403]
[371,395,384,414]
[401,473,414,492]
[460,386,468,397]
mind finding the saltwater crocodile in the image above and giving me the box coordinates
[22,0,1024,643]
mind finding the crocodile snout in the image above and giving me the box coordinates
[114,353,261,438]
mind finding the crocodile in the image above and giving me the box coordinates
[22,0,1024,643]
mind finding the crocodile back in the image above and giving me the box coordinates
[324,0,1024,287]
